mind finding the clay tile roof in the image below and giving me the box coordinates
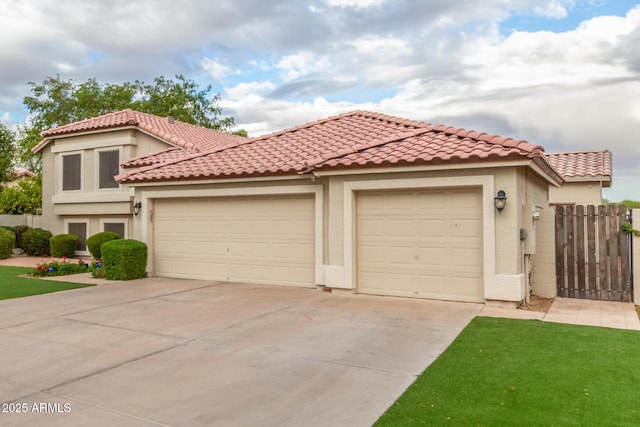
[310,121,546,171]
[116,110,562,185]
[13,168,36,179]
[544,150,612,181]
[32,109,245,153]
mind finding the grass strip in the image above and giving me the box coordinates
[0,266,93,300]
[376,316,640,426]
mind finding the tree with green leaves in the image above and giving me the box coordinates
[0,177,42,215]
[0,123,16,184]
[18,74,237,173]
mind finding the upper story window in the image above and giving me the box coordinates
[99,150,120,189]
[62,153,82,191]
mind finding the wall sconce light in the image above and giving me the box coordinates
[133,201,142,216]
[494,190,507,214]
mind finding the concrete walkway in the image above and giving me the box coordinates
[480,298,640,330]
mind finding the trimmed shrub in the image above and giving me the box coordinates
[0,228,14,259]
[86,231,121,259]
[22,228,53,256]
[102,239,147,280]
[0,225,14,234]
[50,234,78,258]
[14,225,30,248]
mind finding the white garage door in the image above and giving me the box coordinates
[154,195,315,287]
[357,188,483,302]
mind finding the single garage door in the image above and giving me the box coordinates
[154,195,315,287]
[357,188,483,302]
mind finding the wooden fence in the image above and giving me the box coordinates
[555,205,633,302]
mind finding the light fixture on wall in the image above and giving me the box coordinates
[494,190,507,214]
[133,201,142,216]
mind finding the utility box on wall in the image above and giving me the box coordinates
[521,204,541,255]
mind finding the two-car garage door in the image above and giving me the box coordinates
[152,188,483,301]
[153,195,315,287]
[357,188,484,302]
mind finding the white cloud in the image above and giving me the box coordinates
[533,0,574,18]
[225,81,277,100]
[276,51,332,81]
[348,35,413,56]
[326,0,387,8]
[202,58,232,81]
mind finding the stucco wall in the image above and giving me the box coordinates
[0,215,42,228]
[549,181,603,206]
[39,129,171,237]
[531,207,557,298]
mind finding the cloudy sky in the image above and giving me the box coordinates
[1,0,639,201]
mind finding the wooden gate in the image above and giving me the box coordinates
[555,205,633,302]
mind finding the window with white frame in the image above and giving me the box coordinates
[62,153,82,191]
[98,150,120,189]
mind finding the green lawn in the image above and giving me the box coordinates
[0,266,93,300]
[376,317,640,426]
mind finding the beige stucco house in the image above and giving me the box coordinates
[35,109,612,305]
[31,109,246,255]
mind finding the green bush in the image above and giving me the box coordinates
[86,231,121,259]
[22,228,53,256]
[0,229,14,259]
[49,234,78,258]
[102,239,147,280]
[14,225,30,248]
[0,178,42,215]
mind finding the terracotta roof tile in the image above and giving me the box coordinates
[32,109,245,153]
[544,150,612,180]
[116,111,558,184]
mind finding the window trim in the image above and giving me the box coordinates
[99,218,128,239]
[64,218,90,256]
[95,147,122,191]
[59,151,83,193]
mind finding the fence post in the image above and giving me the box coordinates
[632,209,639,305]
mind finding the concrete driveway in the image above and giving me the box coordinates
[0,278,481,426]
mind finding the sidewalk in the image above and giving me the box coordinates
[480,297,640,331]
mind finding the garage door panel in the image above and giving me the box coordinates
[416,219,446,237]
[416,247,448,266]
[450,248,482,267]
[359,219,385,237]
[359,245,384,263]
[154,195,315,287]
[386,245,415,265]
[451,219,482,237]
[416,192,446,208]
[386,219,415,236]
[357,188,483,302]
[450,190,482,208]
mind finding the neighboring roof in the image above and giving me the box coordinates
[32,109,245,153]
[117,110,560,184]
[13,169,36,179]
[545,150,612,184]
